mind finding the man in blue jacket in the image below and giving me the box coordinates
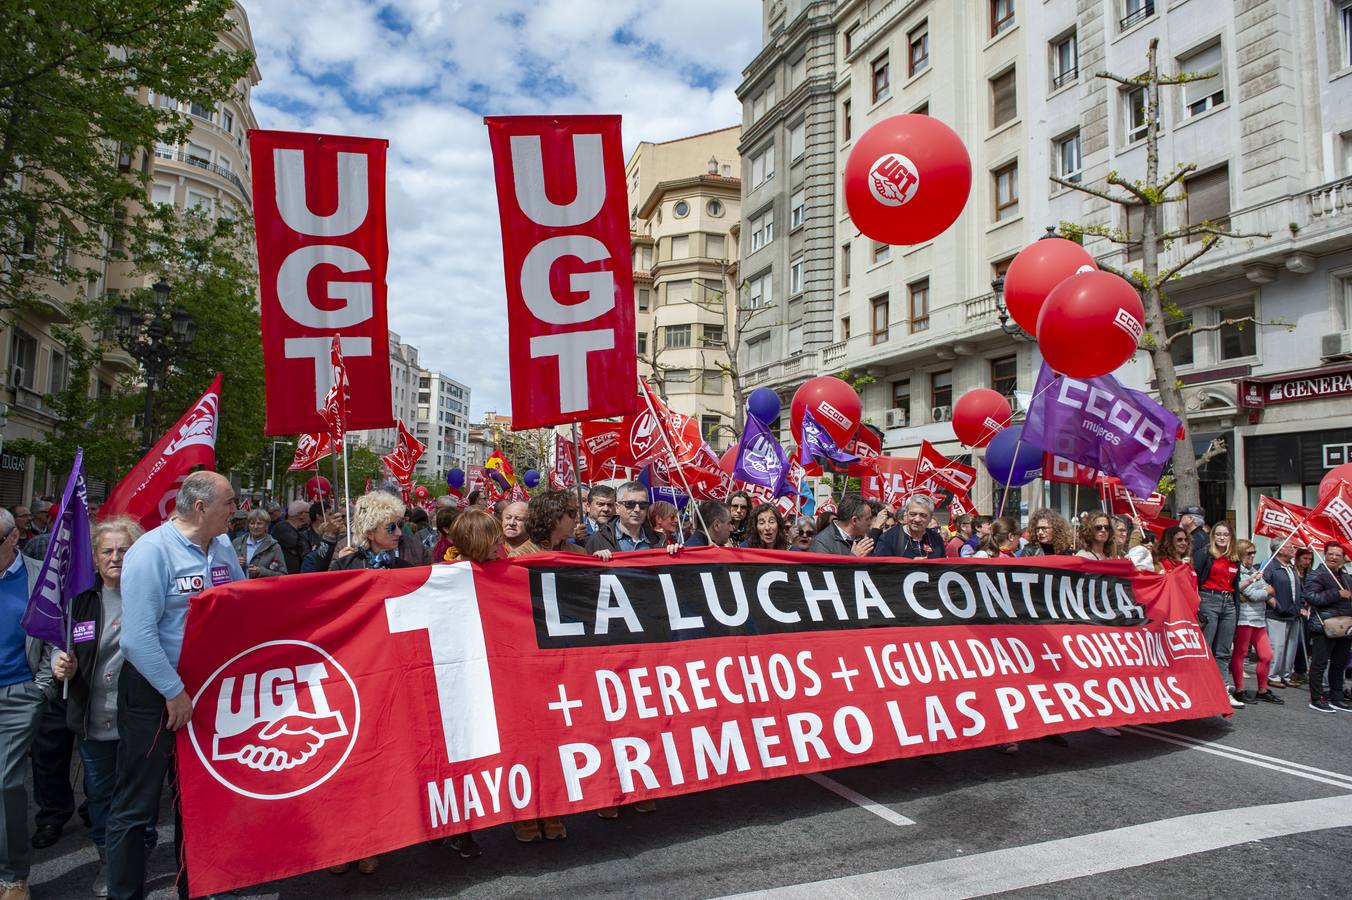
[1263,539,1303,688]
[873,496,946,559]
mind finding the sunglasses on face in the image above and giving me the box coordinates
[383,522,400,534]
[619,500,650,511]
[799,530,815,538]
[1093,524,1110,531]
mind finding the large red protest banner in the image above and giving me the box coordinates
[486,116,638,430]
[176,552,1228,895]
[249,130,394,435]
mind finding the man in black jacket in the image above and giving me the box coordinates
[1304,542,1352,713]
[809,494,874,557]
[270,500,312,574]
[873,496,946,559]
[585,482,664,559]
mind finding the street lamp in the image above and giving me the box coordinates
[993,226,1062,342]
[111,279,197,452]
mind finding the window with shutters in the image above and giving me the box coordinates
[1123,85,1155,145]
[750,143,775,186]
[1051,31,1078,89]
[703,324,725,346]
[1217,298,1257,360]
[788,322,804,355]
[747,272,772,309]
[842,99,852,141]
[701,370,724,394]
[638,288,650,311]
[1185,166,1230,235]
[841,316,851,340]
[1180,43,1225,117]
[789,55,807,91]
[991,68,1017,128]
[750,209,774,251]
[637,331,648,355]
[790,189,806,230]
[706,234,725,260]
[931,370,953,413]
[1125,204,1146,262]
[666,280,693,305]
[1165,315,1193,367]
[841,243,851,288]
[790,255,804,294]
[909,24,929,76]
[871,294,890,344]
[789,119,806,160]
[991,356,1017,400]
[872,53,891,102]
[1054,131,1082,184]
[9,331,36,389]
[872,240,891,264]
[747,334,771,368]
[670,235,689,259]
[892,380,911,419]
[844,23,859,55]
[909,278,930,333]
[1342,2,1352,69]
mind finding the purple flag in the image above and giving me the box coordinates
[1023,363,1180,498]
[733,416,791,497]
[799,408,860,471]
[23,448,96,645]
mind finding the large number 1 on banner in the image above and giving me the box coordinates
[384,565,500,762]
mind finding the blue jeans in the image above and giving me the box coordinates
[80,738,159,851]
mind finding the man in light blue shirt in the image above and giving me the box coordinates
[105,471,242,900]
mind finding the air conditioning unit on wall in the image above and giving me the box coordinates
[931,405,953,423]
[885,408,908,429]
[1321,331,1352,360]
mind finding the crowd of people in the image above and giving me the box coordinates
[0,476,1347,899]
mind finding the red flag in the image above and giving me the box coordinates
[382,421,425,480]
[914,441,977,497]
[249,130,394,436]
[1042,453,1100,486]
[101,374,222,531]
[551,433,577,489]
[1311,480,1352,545]
[321,337,348,442]
[239,499,251,511]
[949,491,976,518]
[485,116,637,430]
[508,482,529,503]
[578,422,622,478]
[865,456,918,508]
[818,496,837,515]
[617,381,701,467]
[1252,495,1339,549]
[1099,477,1166,519]
[289,432,332,471]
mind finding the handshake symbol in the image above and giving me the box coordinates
[212,710,349,772]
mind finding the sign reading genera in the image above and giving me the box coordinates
[1238,365,1352,409]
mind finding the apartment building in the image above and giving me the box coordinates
[627,126,742,450]
[415,371,471,477]
[0,1,262,504]
[739,0,1352,526]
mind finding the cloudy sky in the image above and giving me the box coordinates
[243,0,762,419]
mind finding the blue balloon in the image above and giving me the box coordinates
[524,469,541,489]
[446,468,466,489]
[983,425,1041,486]
[747,387,782,424]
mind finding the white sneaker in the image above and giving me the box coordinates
[1228,694,1245,708]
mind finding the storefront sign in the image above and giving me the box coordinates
[1237,365,1352,409]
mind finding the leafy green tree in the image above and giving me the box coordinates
[0,0,252,312]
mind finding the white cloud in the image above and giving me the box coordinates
[242,0,758,421]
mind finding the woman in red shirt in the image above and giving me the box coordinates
[1192,521,1243,707]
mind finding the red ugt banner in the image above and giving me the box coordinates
[486,116,638,430]
[176,552,1228,896]
[249,130,394,435]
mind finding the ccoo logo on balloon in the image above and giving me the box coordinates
[188,640,360,800]
[868,153,921,207]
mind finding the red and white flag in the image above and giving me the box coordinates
[617,381,702,467]
[1312,480,1352,545]
[289,432,332,471]
[1252,495,1340,549]
[321,336,348,442]
[101,374,222,531]
[485,116,637,430]
[913,441,977,497]
[551,433,578,489]
[948,491,976,518]
[578,422,622,477]
[249,130,394,436]
[382,421,425,481]
[1099,477,1166,519]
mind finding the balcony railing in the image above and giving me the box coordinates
[741,350,818,389]
[821,340,847,368]
[154,147,250,200]
[1052,67,1078,90]
[964,292,999,323]
[1119,0,1154,30]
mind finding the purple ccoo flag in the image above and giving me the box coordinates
[23,448,96,646]
[1022,364,1180,499]
[799,408,860,471]
[733,416,791,497]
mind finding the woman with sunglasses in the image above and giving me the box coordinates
[743,503,789,550]
[1231,539,1281,704]
[1158,526,1193,576]
[1193,520,1244,707]
[1076,512,1122,560]
[331,493,416,576]
[790,517,816,551]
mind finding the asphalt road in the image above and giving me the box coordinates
[28,686,1352,899]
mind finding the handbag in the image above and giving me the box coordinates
[1312,608,1352,639]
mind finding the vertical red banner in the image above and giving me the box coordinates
[249,130,394,435]
[485,116,638,430]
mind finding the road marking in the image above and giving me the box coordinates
[803,773,916,827]
[1123,724,1352,790]
[717,795,1352,899]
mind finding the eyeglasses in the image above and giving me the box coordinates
[1093,524,1110,531]
[799,530,815,537]
[1035,525,1053,531]
[619,500,651,511]
[383,522,400,534]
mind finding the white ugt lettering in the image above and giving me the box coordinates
[274,149,370,236]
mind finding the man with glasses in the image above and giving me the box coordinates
[585,482,665,560]
[727,491,752,546]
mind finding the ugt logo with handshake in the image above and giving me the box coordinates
[189,640,362,800]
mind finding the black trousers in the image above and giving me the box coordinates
[30,694,75,829]
[104,667,187,900]
[1308,632,1352,702]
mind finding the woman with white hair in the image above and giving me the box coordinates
[331,492,416,573]
[51,517,156,895]
[231,509,286,578]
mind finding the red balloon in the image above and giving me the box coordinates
[952,389,1012,448]
[844,114,972,246]
[1003,239,1098,333]
[719,443,739,476]
[1036,270,1145,378]
[305,475,331,500]
[413,485,430,501]
[1319,463,1352,501]
[791,376,862,448]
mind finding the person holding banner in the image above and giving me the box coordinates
[106,471,244,900]
[50,517,152,896]
[646,502,680,546]
[945,516,973,557]
[810,495,874,557]
[0,509,55,899]
[583,485,616,537]
[520,490,588,558]
[685,501,734,548]
[1263,540,1304,689]
[585,483,667,559]
[743,503,789,551]
[1231,541,1280,705]
[1158,527,1194,576]
[1303,542,1352,713]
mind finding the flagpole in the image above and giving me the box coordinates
[638,378,702,544]
[569,422,587,521]
[998,436,1022,519]
[341,435,352,547]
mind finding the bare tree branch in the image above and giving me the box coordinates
[1094,71,1143,87]
[1051,174,1138,205]
[1158,164,1196,194]
[1159,223,1269,243]
[1105,173,1152,204]
[1161,315,1286,349]
[1157,234,1220,284]
[1195,437,1227,468]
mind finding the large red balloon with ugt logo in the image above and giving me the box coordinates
[844,114,972,246]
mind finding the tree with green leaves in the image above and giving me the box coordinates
[0,0,253,312]
[1053,38,1283,508]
